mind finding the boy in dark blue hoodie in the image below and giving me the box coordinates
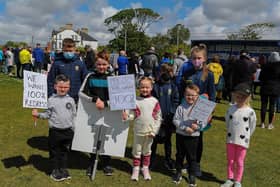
[47,38,88,103]
[150,63,180,170]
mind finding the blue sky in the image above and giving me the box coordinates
[0,0,279,45]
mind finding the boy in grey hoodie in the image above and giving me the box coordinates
[32,74,76,182]
[172,83,207,187]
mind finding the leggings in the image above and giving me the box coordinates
[227,143,247,182]
[260,95,277,124]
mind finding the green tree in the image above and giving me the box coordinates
[104,8,162,54]
[4,41,27,47]
[104,8,162,35]
[227,22,275,40]
[167,24,190,45]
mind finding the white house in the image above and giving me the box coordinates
[51,24,98,51]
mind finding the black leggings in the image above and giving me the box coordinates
[260,95,277,124]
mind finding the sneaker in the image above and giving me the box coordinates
[142,166,151,180]
[103,166,113,176]
[261,123,265,128]
[50,169,65,182]
[86,165,93,176]
[189,175,197,187]
[172,171,182,184]
[234,181,242,187]
[60,168,71,180]
[164,160,176,171]
[268,124,274,130]
[220,179,234,187]
[131,166,140,181]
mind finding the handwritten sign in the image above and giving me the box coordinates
[72,97,129,157]
[188,97,216,124]
[23,70,48,109]
[107,74,136,111]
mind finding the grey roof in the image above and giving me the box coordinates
[79,31,97,41]
[51,29,97,42]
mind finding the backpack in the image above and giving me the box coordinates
[141,54,157,71]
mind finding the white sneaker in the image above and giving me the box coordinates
[131,166,140,181]
[142,166,151,180]
[261,123,265,128]
[268,124,274,130]
[220,179,234,187]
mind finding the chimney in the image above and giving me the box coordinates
[65,23,73,30]
[81,27,88,34]
[59,26,64,31]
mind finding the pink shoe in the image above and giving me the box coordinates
[142,166,151,180]
[131,167,140,181]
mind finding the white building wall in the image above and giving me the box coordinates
[52,29,98,51]
[83,41,98,50]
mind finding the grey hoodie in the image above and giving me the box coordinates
[173,101,206,137]
[38,94,76,129]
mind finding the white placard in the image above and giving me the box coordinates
[71,97,129,157]
[107,74,136,111]
[23,70,48,109]
[188,97,216,124]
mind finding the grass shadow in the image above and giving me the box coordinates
[2,155,28,170]
[212,115,225,122]
[198,170,224,184]
[27,136,49,151]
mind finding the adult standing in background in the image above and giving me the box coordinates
[84,45,96,72]
[48,38,88,103]
[232,50,257,90]
[32,43,44,73]
[5,47,14,76]
[13,46,21,78]
[173,48,188,79]
[208,55,224,103]
[141,47,159,78]
[117,50,129,75]
[128,52,140,76]
[259,52,280,129]
[19,45,32,77]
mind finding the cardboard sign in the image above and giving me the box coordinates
[23,70,48,109]
[107,74,136,111]
[71,97,129,157]
[188,97,216,124]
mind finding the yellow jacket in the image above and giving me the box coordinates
[19,49,31,64]
[208,62,223,84]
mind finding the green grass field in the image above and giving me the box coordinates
[1,73,280,187]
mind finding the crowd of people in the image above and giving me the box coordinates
[1,37,280,186]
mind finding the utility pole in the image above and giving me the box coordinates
[124,29,127,52]
[176,25,180,50]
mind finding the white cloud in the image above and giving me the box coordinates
[130,2,142,9]
[183,0,280,40]
[0,0,118,45]
[1,0,280,47]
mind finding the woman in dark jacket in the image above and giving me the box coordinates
[259,52,280,129]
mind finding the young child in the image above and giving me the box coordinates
[32,74,76,182]
[79,50,114,176]
[221,83,256,187]
[150,63,180,170]
[122,77,162,181]
[172,83,208,186]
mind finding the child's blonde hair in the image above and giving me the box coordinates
[191,43,208,81]
[139,76,153,87]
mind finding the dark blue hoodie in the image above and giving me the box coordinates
[47,52,88,102]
